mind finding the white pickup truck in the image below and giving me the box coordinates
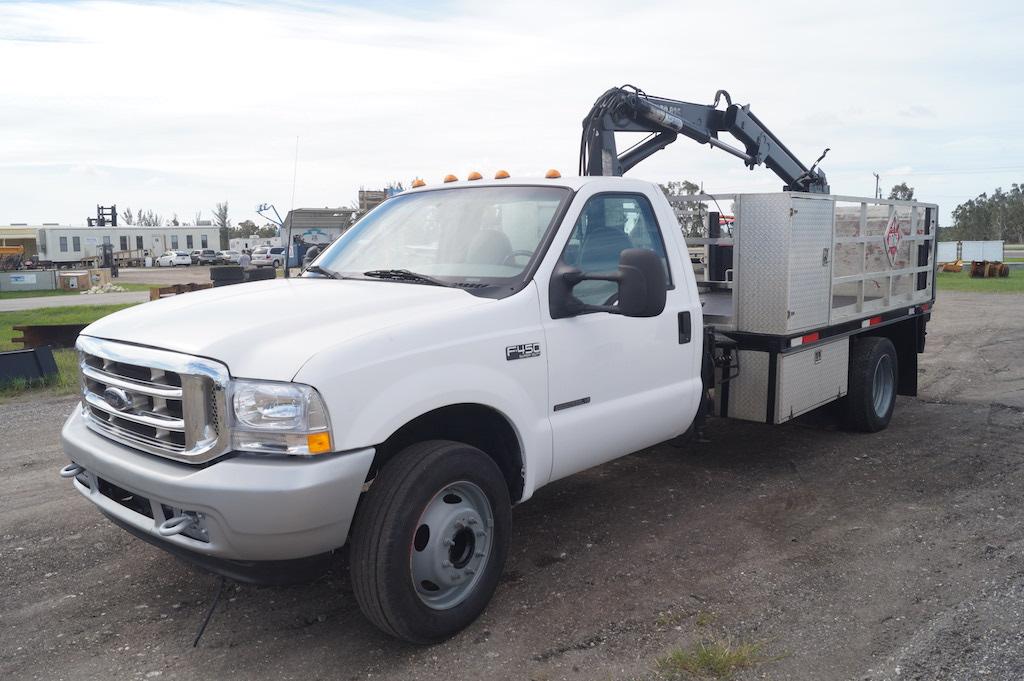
[61,173,937,643]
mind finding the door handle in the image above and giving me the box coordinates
[678,311,691,344]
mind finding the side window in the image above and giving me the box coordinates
[559,194,671,306]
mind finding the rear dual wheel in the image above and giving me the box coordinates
[350,440,511,644]
[844,336,898,432]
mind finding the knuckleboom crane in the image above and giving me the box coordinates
[580,85,830,194]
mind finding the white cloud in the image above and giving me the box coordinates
[1,0,1022,225]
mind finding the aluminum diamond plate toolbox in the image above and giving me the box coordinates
[718,350,770,423]
[734,193,835,335]
[776,337,849,423]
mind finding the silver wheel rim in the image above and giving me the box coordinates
[872,354,895,417]
[410,480,494,610]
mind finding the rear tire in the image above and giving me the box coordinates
[350,440,511,644]
[843,336,898,432]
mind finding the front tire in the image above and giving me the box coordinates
[844,336,898,432]
[350,440,511,643]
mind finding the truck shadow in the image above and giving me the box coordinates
[154,405,878,664]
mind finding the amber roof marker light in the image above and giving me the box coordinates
[411,178,426,188]
[443,174,458,183]
[494,170,510,179]
[467,171,482,181]
[545,169,561,179]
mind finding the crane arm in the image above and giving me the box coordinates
[580,86,830,194]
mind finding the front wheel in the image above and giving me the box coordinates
[843,336,898,432]
[350,440,511,643]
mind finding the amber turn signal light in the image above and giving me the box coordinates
[306,432,332,455]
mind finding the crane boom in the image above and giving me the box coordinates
[580,86,830,194]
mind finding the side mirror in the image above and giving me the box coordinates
[550,248,667,319]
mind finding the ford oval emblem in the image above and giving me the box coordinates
[102,386,132,412]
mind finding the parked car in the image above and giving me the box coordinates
[251,246,287,268]
[156,250,192,267]
[216,250,242,264]
[193,249,219,265]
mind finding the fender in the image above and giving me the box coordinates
[294,283,553,500]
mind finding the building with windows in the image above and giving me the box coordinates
[34,225,218,264]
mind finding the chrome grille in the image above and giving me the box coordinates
[76,336,230,464]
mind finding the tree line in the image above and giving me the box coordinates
[946,184,1024,243]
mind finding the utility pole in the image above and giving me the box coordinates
[873,172,881,200]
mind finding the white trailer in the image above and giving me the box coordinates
[37,226,219,265]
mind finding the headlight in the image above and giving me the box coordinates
[230,380,332,455]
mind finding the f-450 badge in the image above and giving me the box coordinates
[506,343,541,361]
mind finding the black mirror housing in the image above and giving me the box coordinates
[616,248,667,317]
[549,247,666,319]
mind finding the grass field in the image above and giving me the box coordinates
[0,283,153,300]
[936,269,1024,293]
[0,303,136,400]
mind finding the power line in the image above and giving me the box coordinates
[842,164,1024,178]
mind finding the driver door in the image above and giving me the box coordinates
[540,188,702,481]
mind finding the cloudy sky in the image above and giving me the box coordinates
[2,0,1022,226]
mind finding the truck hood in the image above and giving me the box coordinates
[81,278,489,381]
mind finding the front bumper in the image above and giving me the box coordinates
[60,408,375,562]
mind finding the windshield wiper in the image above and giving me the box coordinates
[362,269,452,287]
[304,264,343,279]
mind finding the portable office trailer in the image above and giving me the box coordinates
[230,236,283,253]
[36,226,218,265]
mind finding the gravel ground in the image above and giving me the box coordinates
[1,290,1022,680]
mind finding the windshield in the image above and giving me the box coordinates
[313,186,569,293]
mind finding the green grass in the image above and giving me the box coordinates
[0,303,137,400]
[655,639,770,679]
[0,283,152,300]
[936,269,1024,293]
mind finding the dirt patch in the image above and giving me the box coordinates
[2,290,1023,680]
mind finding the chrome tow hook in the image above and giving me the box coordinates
[157,514,197,537]
[60,462,85,478]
